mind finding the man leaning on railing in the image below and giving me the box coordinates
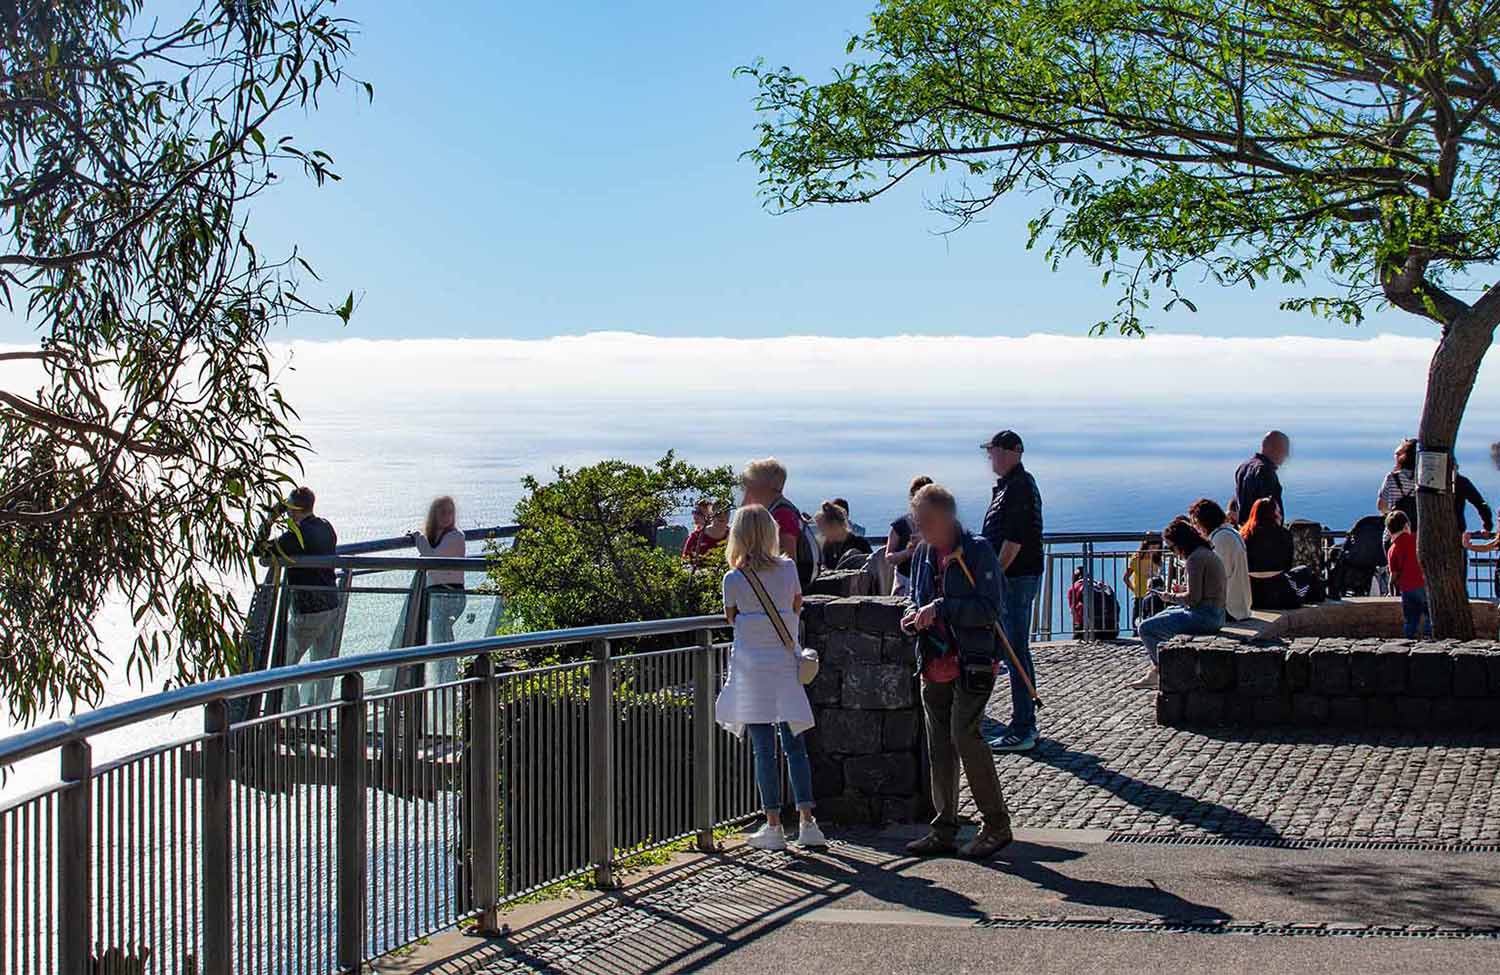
[256,485,340,704]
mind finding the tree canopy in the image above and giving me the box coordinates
[0,1,363,719]
[490,454,733,656]
[743,0,1500,636]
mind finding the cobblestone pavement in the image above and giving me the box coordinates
[975,641,1500,842]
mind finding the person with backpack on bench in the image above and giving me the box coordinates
[740,457,821,588]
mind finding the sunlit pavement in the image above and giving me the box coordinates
[380,641,1500,974]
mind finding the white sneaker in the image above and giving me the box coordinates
[796,820,828,849]
[746,823,787,851]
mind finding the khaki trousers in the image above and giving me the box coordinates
[921,677,1011,838]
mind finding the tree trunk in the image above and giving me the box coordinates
[1416,314,1497,639]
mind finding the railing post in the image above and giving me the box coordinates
[468,654,501,933]
[692,629,717,853]
[58,740,92,975]
[336,673,368,973]
[202,700,233,975]
[588,638,616,888]
[1041,550,1055,641]
[1081,542,1095,639]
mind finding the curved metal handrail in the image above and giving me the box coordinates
[0,613,725,768]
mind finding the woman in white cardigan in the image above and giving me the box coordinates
[717,504,825,851]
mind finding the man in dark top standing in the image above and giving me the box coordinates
[980,431,1044,752]
[1235,431,1290,522]
[1453,463,1493,537]
[258,486,340,701]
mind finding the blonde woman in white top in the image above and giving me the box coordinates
[717,504,825,851]
[408,495,467,641]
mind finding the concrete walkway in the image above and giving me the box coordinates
[382,640,1500,974]
[386,828,1500,974]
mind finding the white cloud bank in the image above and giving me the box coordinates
[266,330,1479,407]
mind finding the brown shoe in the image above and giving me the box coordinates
[959,823,1014,859]
[905,832,958,857]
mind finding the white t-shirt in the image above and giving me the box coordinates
[1211,525,1253,622]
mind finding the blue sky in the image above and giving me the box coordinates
[3,1,1435,342]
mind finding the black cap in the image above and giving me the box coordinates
[982,430,1024,452]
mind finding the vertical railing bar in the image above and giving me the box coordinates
[202,699,232,975]
[57,740,92,975]
[336,673,367,973]
[588,638,616,888]
[469,655,500,933]
[46,793,55,975]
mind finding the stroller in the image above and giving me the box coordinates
[1326,514,1388,598]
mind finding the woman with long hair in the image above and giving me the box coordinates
[1241,497,1301,610]
[815,499,871,569]
[1131,517,1227,688]
[408,495,467,644]
[1123,531,1164,622]
[716,504,825,851]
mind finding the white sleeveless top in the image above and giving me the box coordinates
[715,558,814,737]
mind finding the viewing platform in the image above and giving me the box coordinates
[3,526,1499,975]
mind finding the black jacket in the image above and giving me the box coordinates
[981,463,1044,577]
[1455,474,1493,535]
[1235,453,1283,521]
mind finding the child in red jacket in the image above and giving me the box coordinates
[1385,511,1431,639]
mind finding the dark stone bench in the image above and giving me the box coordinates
[1156,634,1500,731]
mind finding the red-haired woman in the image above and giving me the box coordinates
[1241,497,1302,610]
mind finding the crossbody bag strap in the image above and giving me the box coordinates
[742,567,796,651]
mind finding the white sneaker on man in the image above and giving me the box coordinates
[746,823,787,851]
[796,820,828,849]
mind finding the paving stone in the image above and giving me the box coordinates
[841,665,915,710]
[1183,691,1226,726]
[1408,647,1456,697]
[956,641,1500,846]
[1284,645,1312,691]
[882,710,921,751]
[1290,692,1329,725]
[1348,644,1382,694]
[1376,642,1410,694]
[822,629,883,669]
[813,709,883,755]
[823,598,860,628]
[1235,647,1284,696]
[1196,644,1236,691]
[855,596,909,634]
[1309,646,1352,695]
[882,632,918,667]
[843,753,919,796]
[1328,696,1365,727]
[1158,643,1200,693]
[1154,692,1185,726]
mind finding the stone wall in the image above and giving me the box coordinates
[1157,635,1500,731]
[799,594,929,824]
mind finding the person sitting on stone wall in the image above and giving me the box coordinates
[1132,517,1227,689]
[815,499,872,570]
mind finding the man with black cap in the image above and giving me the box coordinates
[981,431,1044,752]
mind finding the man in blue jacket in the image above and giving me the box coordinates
[900,483,1014,859]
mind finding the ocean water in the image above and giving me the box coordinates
[5,331,1500,796]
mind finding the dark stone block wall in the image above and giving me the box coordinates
[1157,636,1500,731]
[800,595,930,825]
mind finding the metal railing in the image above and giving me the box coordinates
[0,616,756,975]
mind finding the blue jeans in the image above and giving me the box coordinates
[999,574,1041,737]
[748,723,814,812]
[1138,604,1226,663]
[1400,588,1432,639]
